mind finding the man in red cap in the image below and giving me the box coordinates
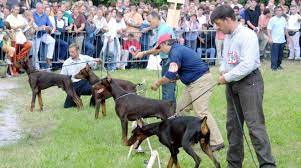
[150,33,225,152]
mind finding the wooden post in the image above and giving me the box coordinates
[166,0,185,28]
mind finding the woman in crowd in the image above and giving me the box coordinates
[5,5,32,76]
[72,5,85,53]
[184,14,200,51]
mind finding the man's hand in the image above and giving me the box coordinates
[142,27,151,33]
[218,75,227,85]
[151,80,161,91]
[95,58,103,64]
[134,51,144,59]
[268,37,273,44]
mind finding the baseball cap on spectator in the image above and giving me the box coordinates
[155,34,172,49]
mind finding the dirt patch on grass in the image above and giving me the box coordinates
[0,80,21,146]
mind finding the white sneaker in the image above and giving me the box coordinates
[288,57,294,60]
[6,73,12,78]
[295,57,301,60]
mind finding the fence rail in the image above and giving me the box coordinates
[0,29,219,70]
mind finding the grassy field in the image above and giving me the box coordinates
[0,60,300,168]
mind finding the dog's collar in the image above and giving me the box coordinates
[115,92,136,101]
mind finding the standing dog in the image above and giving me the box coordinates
[95,76,175,144]
[20,61,83,111]
[74,64,137,118]
[127,116,221,168]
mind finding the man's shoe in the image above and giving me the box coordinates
[210,143,225,152]
[277,66,284,70]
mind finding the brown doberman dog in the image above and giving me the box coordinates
[74,64,137,119]
[20,61,83,112]
[128,116,221,168]
[94,76,175,145]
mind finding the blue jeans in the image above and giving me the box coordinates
[185,39,197,51]
[84,38,95,57]
[197,48,216,64]
[161,58,176,104]
[140,44,150,68]
[95,36,103,58]
[271,43,285,69]
[54,38,68,61]
[39,43,48,69]
[104,38,119,71]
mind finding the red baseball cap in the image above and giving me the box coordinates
[155,34,172,49]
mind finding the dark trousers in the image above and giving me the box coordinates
[64,80,95,108]
[271,43,285,70]
[161,58,176,104]
[226,70,276,168]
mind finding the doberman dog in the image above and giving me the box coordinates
[127,116,221,168]
[20,61,83,112]
[74,64,137,119]
[94,76,175,145]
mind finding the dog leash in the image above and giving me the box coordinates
[179,83,217,113]
[167,83,217,119]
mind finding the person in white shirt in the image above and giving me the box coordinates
[53,10,69,61]
[197,6,207,28]
[93,9,107,34]
[60,43,100,108]
[115,12,127,69]
[287,5,301,60]
[5,5,32,75]
[45,6,55,29]
[211,5,276,168]
[101,11,120,71]
[267,6,291,70]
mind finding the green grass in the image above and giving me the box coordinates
[0,60,301,168]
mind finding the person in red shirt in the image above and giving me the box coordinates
[122,33,141,69]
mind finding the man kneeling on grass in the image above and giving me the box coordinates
[60,43,101,108]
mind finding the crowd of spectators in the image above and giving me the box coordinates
[0,0,300,76]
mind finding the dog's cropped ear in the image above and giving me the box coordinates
[131,125,142,134]
[96,88,104,94]
[68,75,72,79]
[200,116,209,135]
[85,63,91,70]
